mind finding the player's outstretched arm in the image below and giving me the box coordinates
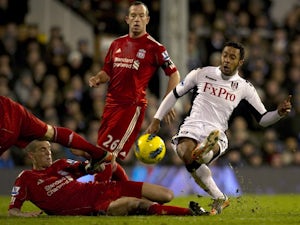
[259,95,292,127]
[8,208,43,217]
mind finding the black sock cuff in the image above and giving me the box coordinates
[186,161,201,172]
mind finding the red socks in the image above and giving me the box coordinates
[53,126,106,159]
[148,203,192,216]
[112,163,129,181]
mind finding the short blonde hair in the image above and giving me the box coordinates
[25,140,49,153]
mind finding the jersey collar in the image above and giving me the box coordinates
[217,66,239,80]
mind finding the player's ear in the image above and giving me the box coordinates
[238,59,244,67]
[125,16,129,24]
[27,152,34,161]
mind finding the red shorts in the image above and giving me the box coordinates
[93,181,143,213]
[97,104,146,159]
[34,181,143,216]
[0,96,47,154]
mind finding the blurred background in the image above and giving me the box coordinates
[0,0,300,196]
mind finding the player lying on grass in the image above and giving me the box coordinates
[8,140,207,217]
[0,96,111,163]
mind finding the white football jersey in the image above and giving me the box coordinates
[174,66,267,132]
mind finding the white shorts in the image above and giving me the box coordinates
[171,122,228,163]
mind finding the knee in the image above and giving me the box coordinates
[164,189,174,202]
[157,187,174,203]
[127,199,142,211]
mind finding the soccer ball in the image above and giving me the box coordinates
[134,134,166,164]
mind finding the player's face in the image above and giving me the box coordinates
[30,141,53,170]
[220,46,243,76]
[126,4,150,38]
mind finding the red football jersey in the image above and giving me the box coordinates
[102,33,178,106]
[9,159,142,215]
[96,33,177,159]
[0,96,47,155]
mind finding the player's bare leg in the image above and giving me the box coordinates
[141,182,174,204]
[107,197,150,215]
[178,131,229,215]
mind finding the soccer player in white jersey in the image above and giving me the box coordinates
[146,41,292,215]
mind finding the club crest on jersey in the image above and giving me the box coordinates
[136,49,146,59]
[231,81,239,90]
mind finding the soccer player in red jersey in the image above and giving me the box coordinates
[8,140,207,217]
[88,1,180,164]
[0,96,109,161]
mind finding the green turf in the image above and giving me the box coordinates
[1,194,300,225]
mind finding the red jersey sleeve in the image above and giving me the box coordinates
[9,171,29,210]
[52,159,88,179]
[102,42,115,75]
[153,44,178,76]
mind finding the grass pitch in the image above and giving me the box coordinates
[0,194,300,225]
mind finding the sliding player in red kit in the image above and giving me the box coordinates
[0,96,110,161]
[8,140,207,217]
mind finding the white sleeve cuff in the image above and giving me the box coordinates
[154,91,177,120]
[259,110,282,127]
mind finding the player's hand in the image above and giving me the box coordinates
[163,108,176,124]
[89,72,110,87]
[89,75,101,87]
[22,211,43,217]
[278,95,292,117]
[8,208,43,217]
[145,118,161,134]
